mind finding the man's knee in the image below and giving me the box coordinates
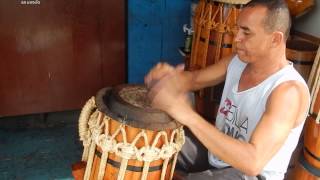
[176,128,210,172]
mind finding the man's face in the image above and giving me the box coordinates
[234,6,273,62]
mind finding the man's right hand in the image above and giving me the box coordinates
[144,62,184,89]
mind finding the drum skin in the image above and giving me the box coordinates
[96,85,180,131]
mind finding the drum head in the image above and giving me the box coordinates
[95,84,181,131]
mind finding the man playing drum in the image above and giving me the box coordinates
[144,0,310,179]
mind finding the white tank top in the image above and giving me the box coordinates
[208,56,310,180]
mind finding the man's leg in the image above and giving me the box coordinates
[185,168,263,180]
[176,128,210,172]
[175,128,265,180]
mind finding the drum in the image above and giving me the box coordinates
[286,39,318,81]
[205,2,240,65]
[303,115,320,175]
[76,84,185,180]
[286,50,320,179]
[188,0,244,122]
[286,0,315,18]
[189,0,244,69]
[309,47,320,118]
[288,115,320,180]
[287,162,319,180]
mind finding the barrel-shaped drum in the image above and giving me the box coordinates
[188,0,243,121]
[288,115,320,180]
[286,45,320,180]
[286,39,318,81]
[206,2,240,65]
[76,85,185,180]
[303,116,320,170]
[286,0,315,18]
[190,0,241,69]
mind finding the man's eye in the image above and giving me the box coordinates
[244,32,250,36]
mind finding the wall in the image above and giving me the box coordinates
[293,0,320,38]
[0,0,125,116]
[128,0,191,83]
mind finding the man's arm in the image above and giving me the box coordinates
[165,81,309,176]
[187,54,234,91]
[144,54,234,92]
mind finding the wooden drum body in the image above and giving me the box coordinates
[190,0,241,69]
[77,85,185,180]
[188,0,244,122]
[287,50,320,179]
[288,116,320,180]
[286,0,315,18]
[303,116,320,172]
[286,39,318,81]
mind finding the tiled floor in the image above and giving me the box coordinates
[0,110,83,180]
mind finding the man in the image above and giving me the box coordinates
[145,0,310,180]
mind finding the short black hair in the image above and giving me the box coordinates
[245,0,291,40]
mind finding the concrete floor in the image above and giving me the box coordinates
[0,110,83,180]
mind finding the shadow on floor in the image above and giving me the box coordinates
[0,110,83,180]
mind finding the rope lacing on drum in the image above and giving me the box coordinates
[78,97,97,161]
[308,46,320,124]
[79,105,185,180]
[190,0,240,73]
[83,111,104,180]
[95,116,117,180]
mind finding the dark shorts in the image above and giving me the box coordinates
[176,128,265,180]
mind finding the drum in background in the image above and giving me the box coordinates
[286,47,320,180]
[205,2,240,65]
[303,115,320,177]
[190,0,245,69]
[286,39,318,81]
[76,84,185,180]
[288,115,320,180]
[287,162,319,180]
[188,0,247,122]
[286,0,315,18]
[308,46,320,118]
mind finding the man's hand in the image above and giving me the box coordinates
[147,66,193,125]
[144,62,184,89]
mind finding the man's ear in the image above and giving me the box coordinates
[271,31,284,47]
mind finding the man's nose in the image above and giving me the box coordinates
[234,32,242,42]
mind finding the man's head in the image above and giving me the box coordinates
[235,0,291,62]
[245,0,291,41]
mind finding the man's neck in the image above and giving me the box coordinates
[247,51,288,77]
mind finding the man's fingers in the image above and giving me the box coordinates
[145,62,176,88]
[147,80,162,105]
[147,74,171,103]
[176,64,185,71]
